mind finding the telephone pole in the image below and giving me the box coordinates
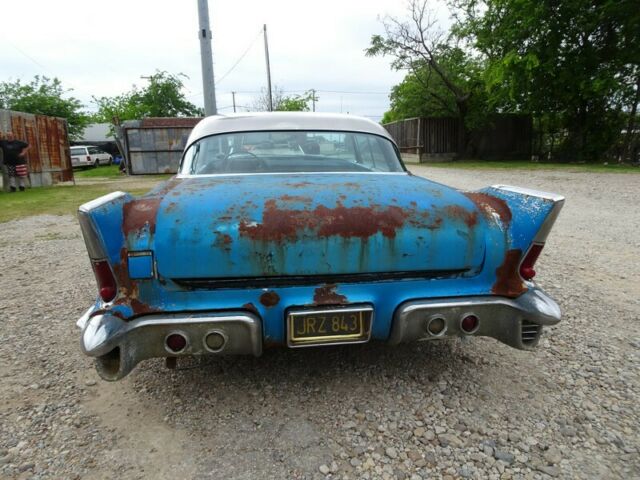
[263,24,273,111]
[197,0,217,116]
[231,91,237,113]
[311,89,316,112]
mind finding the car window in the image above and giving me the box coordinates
[87,147,100,154]
[70,147,85,155]
[181,130,404,175]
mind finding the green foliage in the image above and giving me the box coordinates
[93,71,203,125]
[451,0,640,161]
[371,0,639,161]
[382,47,489,131]
[366,2,490,154]
[276,90,318,112]
[0,76,90,140]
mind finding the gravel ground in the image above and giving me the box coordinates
[0,167,638,480]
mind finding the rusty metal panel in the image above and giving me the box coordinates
[121,117,201,175]
[140,117,202,128]
[0,109,73,187]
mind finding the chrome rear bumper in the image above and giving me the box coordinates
[389,286,560,349]
[79,312,262,381]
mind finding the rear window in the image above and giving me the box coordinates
[70,147,85,155]
[180,130,404,175]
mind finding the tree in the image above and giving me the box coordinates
[251,87,318,112]
[379,49,488,131]
[452,0,640,161]
[277,90,318,112]
[0,76,90,139]
[251,86,285,112]
[366,0,485,154]
[93,71,202,125]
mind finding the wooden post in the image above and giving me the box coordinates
[416,117,422,163]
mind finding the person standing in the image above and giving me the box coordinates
[0,131,29,192]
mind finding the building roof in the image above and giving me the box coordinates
[187,112,394,145]
[80,123,112,143]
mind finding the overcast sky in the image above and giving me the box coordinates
[0,0,450,121]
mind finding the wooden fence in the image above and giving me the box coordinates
[384,114,532,160]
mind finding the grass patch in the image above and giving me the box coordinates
[0,185,152,223]
[73,164,122,178]
[417,160,640,173]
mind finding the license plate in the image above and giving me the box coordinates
[287,305,373,347]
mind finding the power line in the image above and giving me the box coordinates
[187,28,263,100]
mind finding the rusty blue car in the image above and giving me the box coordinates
[76,113,564,381]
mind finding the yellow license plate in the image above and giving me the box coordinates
[287,306,373,347]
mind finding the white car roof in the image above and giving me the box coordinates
[186,112,395,145]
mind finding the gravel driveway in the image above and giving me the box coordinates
[0,167,638,479]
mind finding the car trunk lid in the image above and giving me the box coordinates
[152,174,486,280]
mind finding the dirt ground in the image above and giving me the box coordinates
[0,167,638,479]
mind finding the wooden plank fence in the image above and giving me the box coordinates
[384,114,531,160]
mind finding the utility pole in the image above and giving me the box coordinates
[263,24,273,111]
[197,0,217,116]
[231,91,236,113]
[311,89,316,112]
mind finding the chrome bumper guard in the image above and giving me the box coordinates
[79,312,262,381]
[389,287,561,350]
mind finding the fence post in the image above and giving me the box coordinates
[416,117,422,162]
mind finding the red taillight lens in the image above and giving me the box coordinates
[93,260,117,302]
[87,155,91,162]
[166,333,187,353]
[520,243,544,280]
[461,314,479,333]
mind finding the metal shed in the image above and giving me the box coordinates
[0,109,74,189]
[117,117,202,175]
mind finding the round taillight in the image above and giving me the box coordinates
[427,317,446,336]
[520,244,544,280]
[205,332,226,351]
[460,314,479,333]
[99,286,117,301]
[166,333,187,353]
[93,260,117,302]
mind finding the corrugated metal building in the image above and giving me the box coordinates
[0,109,74,189]
[116,117,202,174]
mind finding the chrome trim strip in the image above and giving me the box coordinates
[78,191,128,260]
[491,185,565,203]
[78,191,128,213]
[532,197,565,243]
[77,212,107,260]
[76,306,96,330]
[492,184,565,243]
[175,172,409,179]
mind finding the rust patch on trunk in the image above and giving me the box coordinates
[239,199,409,242]
[426,217,443,230]
[123,198,161,236]
[492,249,527,297]
[260,290,280,308]
[313,284,347,305]
[111,247,136,298]
[279,194,312,203]
[464,192,512,225]
[130,299,158,315]
[213,232,232,251]
[444,205,478,228]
